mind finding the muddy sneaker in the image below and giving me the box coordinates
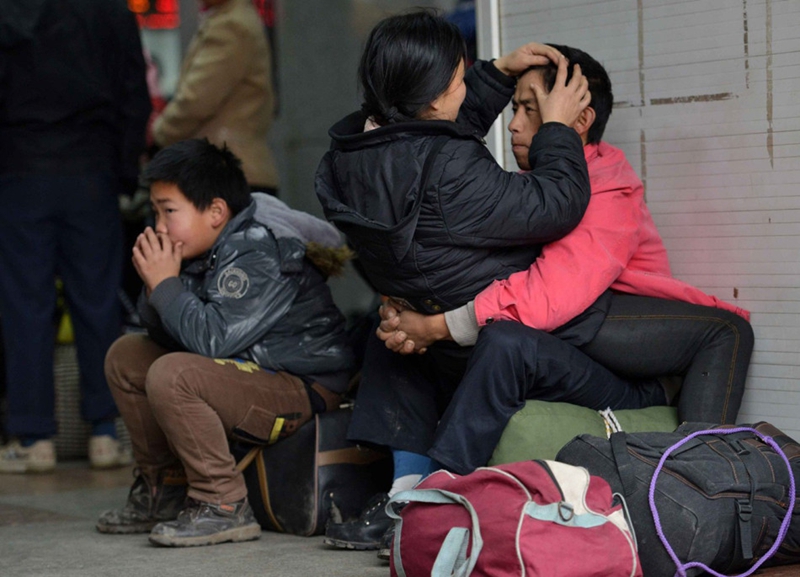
[0,440,56,474]
[148,498,261,547]
[89,435,133,470]
[96,470,187,534]
[323,492,392,550]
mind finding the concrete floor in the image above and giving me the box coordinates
[0,462,387,577]
[2,462,798,577]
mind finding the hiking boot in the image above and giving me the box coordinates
[0,440,56,474]
[89,435,133,470]
[377,524,395,562]
[323,492,391,550]
[96,470,187,534]
[148,498,261,547]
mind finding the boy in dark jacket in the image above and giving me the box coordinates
[97,139,354,547]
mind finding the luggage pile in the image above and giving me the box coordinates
[387,420,800,577]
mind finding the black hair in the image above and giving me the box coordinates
[142,138,251,215]
[526,44,613,143]
[359,10,467,125]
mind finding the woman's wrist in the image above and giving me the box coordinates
[426,313,452,342]
[491,57,514,78]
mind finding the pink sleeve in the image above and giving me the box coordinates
[474,185,642,331]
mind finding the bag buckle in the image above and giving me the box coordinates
[557,502,574,522]
[736,499,753,522]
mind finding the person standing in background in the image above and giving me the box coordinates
[0,0,151,472]
[152,0,279,195]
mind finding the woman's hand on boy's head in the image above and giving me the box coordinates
[536,59,591,128]
[493,43,564,77]
[131,227,183,294]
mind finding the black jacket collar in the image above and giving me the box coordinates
[327,111,484,151]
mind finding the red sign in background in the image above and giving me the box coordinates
[128,0,180,30]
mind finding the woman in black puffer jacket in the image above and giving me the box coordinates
[316,13,591,314]
[315,10,598,553]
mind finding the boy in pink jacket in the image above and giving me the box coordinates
[378,46,754,473]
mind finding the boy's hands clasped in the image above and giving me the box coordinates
[132,227,183,293]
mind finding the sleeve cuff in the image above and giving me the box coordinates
[148,277,185,316]
[483,59,518,88]
[137,290,160,326]
[444,301,480,347]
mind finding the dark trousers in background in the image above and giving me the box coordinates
[0,173,123,437]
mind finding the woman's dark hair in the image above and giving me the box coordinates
[359,10,467,125]
[143,138,251,216]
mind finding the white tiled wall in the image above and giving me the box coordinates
[479,0,800,437]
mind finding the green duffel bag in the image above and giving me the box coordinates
[489,401,679,465]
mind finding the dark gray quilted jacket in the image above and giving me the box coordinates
[138,196,354,389]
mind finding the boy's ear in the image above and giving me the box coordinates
[208,197,230,228]
[574,106,596,142]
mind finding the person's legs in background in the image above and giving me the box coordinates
[0,173,131,472]
[579,294,754,424]
[0,175,60,473]
[57,173,129,468]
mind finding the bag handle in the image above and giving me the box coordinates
[234,446,261,473]
[649,426,796,577]
[387,488,484,577]
[610,432,638,496]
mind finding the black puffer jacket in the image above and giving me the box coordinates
[315,60,590,314]
[138,197,354,391]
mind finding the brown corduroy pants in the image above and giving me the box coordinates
[104,334,333,504]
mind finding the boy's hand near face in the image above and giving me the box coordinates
[132,227,183,293]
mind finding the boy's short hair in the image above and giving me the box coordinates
[527,44,613,144]
[143,139,251,215]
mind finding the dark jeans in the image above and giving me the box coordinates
[0,173,123,436]
[579,294,754,425]
[349,321,664,474]
[349,295,753,476]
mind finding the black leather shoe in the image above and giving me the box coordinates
[323,492,391,550]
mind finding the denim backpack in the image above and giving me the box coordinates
[557,422,799,577]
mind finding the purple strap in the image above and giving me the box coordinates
[648,427,796,577]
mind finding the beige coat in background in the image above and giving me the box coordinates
[153,0,278,188]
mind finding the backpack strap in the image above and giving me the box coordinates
[734,441,758,561]
[649,427,797,577]
[610,432,638,497]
